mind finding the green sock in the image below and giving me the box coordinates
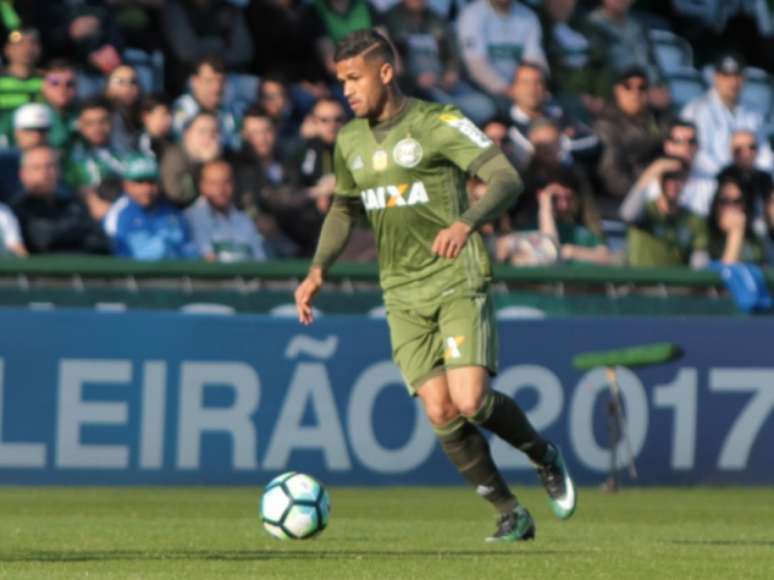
[434,417,517,514]
[468,390,550,465]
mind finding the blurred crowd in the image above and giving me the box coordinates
[0,0,773,269]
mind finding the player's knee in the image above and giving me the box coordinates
[424,402,460,427]
[455,391,486,419]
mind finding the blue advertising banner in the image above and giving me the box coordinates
[0,309,772,486]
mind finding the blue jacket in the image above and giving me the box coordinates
[103,195,199,260]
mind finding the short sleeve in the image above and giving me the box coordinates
[430,106,498,172]
[691,216,709,252]
[333,140,358,198]
[0,203,21,248]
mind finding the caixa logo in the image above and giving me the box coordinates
[360,182,429,211]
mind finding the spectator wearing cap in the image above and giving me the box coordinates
[0,103,52,201]
[40,59,79,150]
[63,97,124,220]
[620,160,709,268]
[593,66,670,210]
[0,198,26,257]
[172,56,241,152]
[103,153,198,261]
[0,28,42,120]
[505,61,599,171]
[185,158,267,262]
[457,0,547,113]
[681,52,774,174]
[626,120,717,218]
[160,111,222,209]
[11,145,108,255]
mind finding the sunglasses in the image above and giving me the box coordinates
[670,137,698,146]
[733,143,758,154]
[111,77,138,87]
[46,76,76,88]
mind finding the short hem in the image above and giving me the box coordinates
[407,363,497,397]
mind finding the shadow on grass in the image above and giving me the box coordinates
[670,539,774,547]
[0,548,572,563]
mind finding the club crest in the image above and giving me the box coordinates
[393,138,423,168]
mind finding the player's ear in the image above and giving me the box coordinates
[379,61,394,85]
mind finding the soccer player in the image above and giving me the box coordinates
[294,29,576,542]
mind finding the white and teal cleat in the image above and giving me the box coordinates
[536,444,577,520]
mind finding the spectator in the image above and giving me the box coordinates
[586,0,662,89]
[185,158,267,262]
[628,120,717,218]
[620,161,709,268]
[257,75,301,158]
[535,168,611,264]
[11,145,109,254]
[0,103,53,201]
[161,0,253,94]
[755,185,774,263]
[161,111,222,208]
[233,105,299,258]
[707,174,764,264]
[384,0,494,124]
[457,0,546,113]
[594,66,669,210]
[717,129,773,214]
[40,59,79,150]
[172,56,240,152]
[103,153,198,260]
[537,0,610,120]
[104,64,142,155]
[138,95,174,161]
[681,52,774,174]
[0,200,27,257]
[63,97,123,219]
[0,28,42,122]
[505,61,599,170]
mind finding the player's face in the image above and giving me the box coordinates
[79,108,111,146]
[200,162,234,211]
[124,178,159,207]
[336,55,391,119]
[715,72,744,105]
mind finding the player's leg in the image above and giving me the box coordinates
[416,374,535,543]
[441,292,577,520]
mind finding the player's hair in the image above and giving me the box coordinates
[333,29,395,65]
[44,58,75,74]
[183,110,217,133]
[200,156,233,177]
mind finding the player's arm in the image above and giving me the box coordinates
[432,151,522,259]
[295,139,359,325]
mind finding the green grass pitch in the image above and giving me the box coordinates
[1,486,772,579]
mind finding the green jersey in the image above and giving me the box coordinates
[333,99,498,308]
[627,201,708,267]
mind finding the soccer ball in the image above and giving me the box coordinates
[260,472,330,540]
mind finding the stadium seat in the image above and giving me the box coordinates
[648,29,695,75]
[123,48,165,94]
[740,67,774,116]
[672,0,721,27]
[665,67,706,110]
[225,73,260,117]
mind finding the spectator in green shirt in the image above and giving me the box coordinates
[620,160,710,268]
[0,28,42,120]
[708,174,765,264]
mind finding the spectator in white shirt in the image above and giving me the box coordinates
[681,51,773,174]
[185,158,267,263]
[0,201,26,257]
[457,0,546,112]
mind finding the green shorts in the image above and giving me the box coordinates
[386,292,498,395]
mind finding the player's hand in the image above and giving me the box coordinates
[294,267,324,325]
[432,221,472,259]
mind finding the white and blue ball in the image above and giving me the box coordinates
[260,472,330,540]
